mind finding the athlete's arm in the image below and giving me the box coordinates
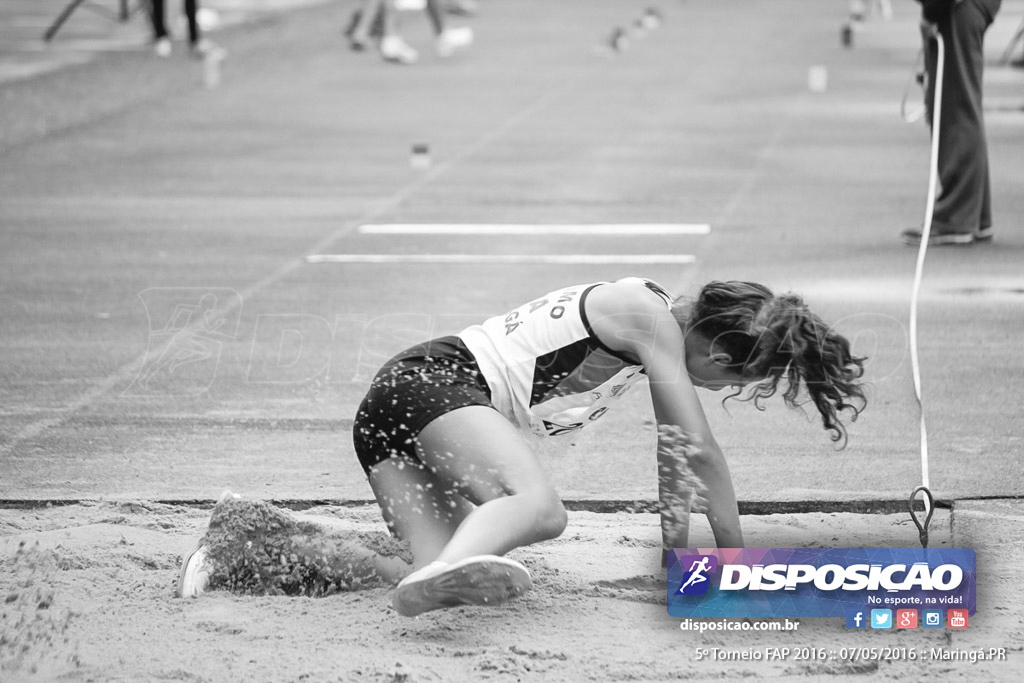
[586,281,744,549]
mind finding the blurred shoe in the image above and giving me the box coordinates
[642,8,664,29]
[348,34,372,52]
[974,226,994,242]
[190,39,226,60]
[381,36,418,64]
[444,0,479,16]
[196,8,221,32]
[153,37,172,58]
[436,26,473,57]
[608,27,629,51]
[1010,56,1024,69]
[900,228,974,246]
[176,542,211,598]
[392,555,532,617]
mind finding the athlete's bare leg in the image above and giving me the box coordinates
[367,456,476,568]
[368,406,567,567]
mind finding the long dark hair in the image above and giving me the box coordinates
[676,281,867,446]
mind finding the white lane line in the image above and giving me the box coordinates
[306,254,696,264]
[358,223,712,235]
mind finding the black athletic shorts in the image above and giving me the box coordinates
[352,336,494,475]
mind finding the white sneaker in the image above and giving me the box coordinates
[436,26,473,57]
[380,36,419,64]
[153,37,172,58]
[392,555,532,617]
[217,489,240,505]
[176,542,212,598]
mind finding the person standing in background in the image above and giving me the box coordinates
[345,0,473,65]
[902,0,1002,246]
[149,0,220,58]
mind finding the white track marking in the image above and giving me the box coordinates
[358,224,711,235]
[306,254,696,264]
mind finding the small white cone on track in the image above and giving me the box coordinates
[808,65,828,93]
[410,144,431,169]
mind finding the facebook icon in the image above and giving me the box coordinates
[845,609,867,629]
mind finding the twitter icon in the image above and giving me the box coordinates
[870,609,893,629]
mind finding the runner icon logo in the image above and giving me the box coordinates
[675,555,718,595]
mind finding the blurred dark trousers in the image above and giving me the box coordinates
[149,0,200,45]
[924,0,1001,234]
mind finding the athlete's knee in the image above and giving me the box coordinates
[541,503,569,541]
[528,492,568,541]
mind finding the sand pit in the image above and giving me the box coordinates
[1,500,1021,682]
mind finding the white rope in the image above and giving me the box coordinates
[909,31,944,518]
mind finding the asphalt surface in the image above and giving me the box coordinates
[1,0,1022,510]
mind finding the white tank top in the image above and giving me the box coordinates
[458,278,675,438]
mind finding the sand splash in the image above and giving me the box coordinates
[203,497,410,597]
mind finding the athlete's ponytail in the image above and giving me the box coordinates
[679,281,867,446]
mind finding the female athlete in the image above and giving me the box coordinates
[351,277,866,616]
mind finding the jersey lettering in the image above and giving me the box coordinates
[504,310,521,335]
[543,419,585,436]
[528,299,548,313]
